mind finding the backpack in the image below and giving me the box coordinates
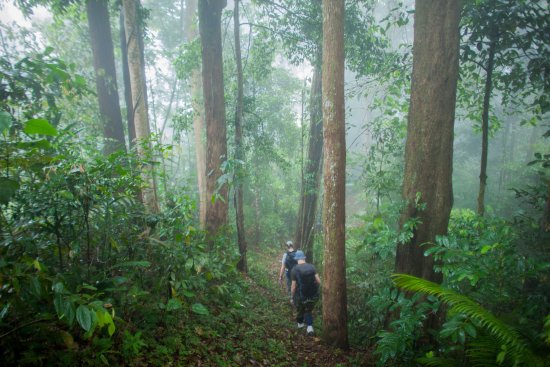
[296,266,319,300]
[284,251,297,271]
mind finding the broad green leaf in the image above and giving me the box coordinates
[166,298,183,311]
[33,259,42,271]
[54,294,63,317]
[23,119,58,136]
[0,303,10,320]
[0,111,11,133]
[30,277,42,298]
[96,309,115,336]
[52,282,65,293]
[76,305,93,331]
[16,139,51,149]
[182,290,195,298]
[64,301,75,327]
[480,245,492,254]
[191,303,209,316]
[0,177,19,204]
[464,323,477,338]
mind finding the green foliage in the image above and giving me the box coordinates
[393,274,550,367]
[374,292,439,367]
[0,49,249,365]
[174,38,201,80]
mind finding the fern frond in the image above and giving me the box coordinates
[416,356,462,367]
[467,336,501,367]
[392,274,529,363]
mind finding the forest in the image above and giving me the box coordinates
[0,0,549,365]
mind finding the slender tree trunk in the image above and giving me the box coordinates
[122,0,159,213]
[120,10,136,148]
[295,64,323,262]
[254,184,261,245]
[395,0,461,282]
[184,0,207,228]
[321,0,347,349]
[544,179,550,233]
[477,36,497,217]
[86,0,126,155]
[199,0,228,235]
[498,118,510,192]
[233,0,248,273]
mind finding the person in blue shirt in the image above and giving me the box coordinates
[290,250,321,336]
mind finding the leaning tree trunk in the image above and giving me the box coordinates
[321,0,348,350]
[86,0,126,155]
[477,36,497,217]
[233,0,248,273]
[295,64,323,262]
[199,0,228,235]
[122,0,159,213]
[395,0,461,282]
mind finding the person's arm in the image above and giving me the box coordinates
[315,273,321,285]
[278,253,287,283]
[290,280,297,303]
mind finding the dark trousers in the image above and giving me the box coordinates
[295,299,316,326]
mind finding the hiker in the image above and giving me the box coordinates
[278,240,297,299]
[290,250,321,336]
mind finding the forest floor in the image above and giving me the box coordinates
[137,246,374,366]
[240,246,375,367]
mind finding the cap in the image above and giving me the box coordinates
[294,250,305,260]
[286,240,293,247]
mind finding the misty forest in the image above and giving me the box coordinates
[0,0,549,365]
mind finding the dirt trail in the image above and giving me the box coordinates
[248,248,373,367]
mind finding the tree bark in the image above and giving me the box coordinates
[122,0,159,213]
[395,0,461,282]
[321,0,348,350]
[477,36,497,217]
[86,0,126,155]
[295,64,323,262]
[199,0,228,235]
[120,10,136,148]
[184,0,207,228]
[233,0,248,273]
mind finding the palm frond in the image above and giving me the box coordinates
[416,356,462,367]
[467,336,501,367]
[392,273,530,364]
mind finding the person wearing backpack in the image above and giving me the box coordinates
[278,241,297,300]
[290,250,321,336]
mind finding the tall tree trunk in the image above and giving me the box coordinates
[86,0,126,155]
[321,0,347,350]
[122,0,159,213]
[199,0,228,235]
[184,0,207,228]
[233,0,247,273]
[477,36,497,217]
[395,0,461,282]
[120,10,136,148]
[295,64,322,262]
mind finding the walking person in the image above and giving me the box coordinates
[290,250,321,336]
[278,241,297,300]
